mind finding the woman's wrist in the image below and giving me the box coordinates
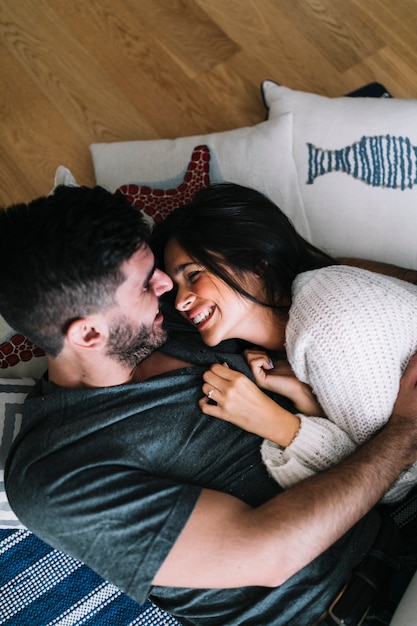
[293,384,323,416]
[265,402,301,448]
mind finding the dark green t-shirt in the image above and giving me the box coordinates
[5,329,379,625]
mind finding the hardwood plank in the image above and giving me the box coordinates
[0,0,155,142]
[361,47,417,99]
[350,0,417,85]
[47,0,238,137]
[0,40,95,203]
[0,144,39,207]
[199,0,349,95]
[190,63,266,129]
[128,0,240,79]
[269,0,385,73]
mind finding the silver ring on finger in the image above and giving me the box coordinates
[207,389,214,400]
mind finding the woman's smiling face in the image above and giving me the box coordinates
[164,238,264,347]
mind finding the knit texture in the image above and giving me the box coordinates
[261,265,417,503]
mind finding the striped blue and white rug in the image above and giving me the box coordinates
[0,530,180,626]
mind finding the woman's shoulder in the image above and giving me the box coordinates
[288,263,417,362]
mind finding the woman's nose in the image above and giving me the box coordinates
[175,286,195,311]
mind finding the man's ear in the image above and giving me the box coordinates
[66,315,109,350]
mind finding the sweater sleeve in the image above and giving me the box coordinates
[261,266,417,493]
[261,414,357,488]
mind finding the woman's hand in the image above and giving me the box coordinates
[244,349,323,417]
[200,363,301,447]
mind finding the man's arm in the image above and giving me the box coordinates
[154,355,417,589]
[338,257,417,284]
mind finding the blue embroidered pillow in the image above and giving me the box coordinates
[262,81,417,270]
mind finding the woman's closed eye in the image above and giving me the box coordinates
[184,265,206,284]
[186,269,203,283]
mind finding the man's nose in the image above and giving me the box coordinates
[153,269,173,296]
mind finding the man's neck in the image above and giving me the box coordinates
[133,351,193,382]
[46,350,193,388]
[46,352,135,388]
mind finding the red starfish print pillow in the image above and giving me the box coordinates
[118,144,211,223]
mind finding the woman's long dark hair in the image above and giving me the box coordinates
[151,183,336,310]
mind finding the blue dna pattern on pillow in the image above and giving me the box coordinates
[307,135,417,189]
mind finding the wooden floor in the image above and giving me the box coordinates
[1,0,417,206]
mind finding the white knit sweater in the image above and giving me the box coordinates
[261,265,417,503]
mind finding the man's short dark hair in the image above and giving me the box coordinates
[0,185,150,356]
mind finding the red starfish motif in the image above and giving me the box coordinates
[118,144,211,222]
[0,334,44,369]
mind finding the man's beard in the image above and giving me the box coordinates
[106,315,168,369]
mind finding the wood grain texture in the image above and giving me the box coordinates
[1,0,417,205]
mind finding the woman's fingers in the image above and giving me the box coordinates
[202,382,218,402]
[201,364,233,407]
[202,363,236,388]
[200,364,247,413]
[245,349,274,371]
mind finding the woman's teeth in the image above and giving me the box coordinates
[192,308,213,326]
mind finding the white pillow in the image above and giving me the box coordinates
[262,81,417,269]
[90,114,309,236]
[0,315,46,379]
[0,377,35,528]
[53,165,79,189]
